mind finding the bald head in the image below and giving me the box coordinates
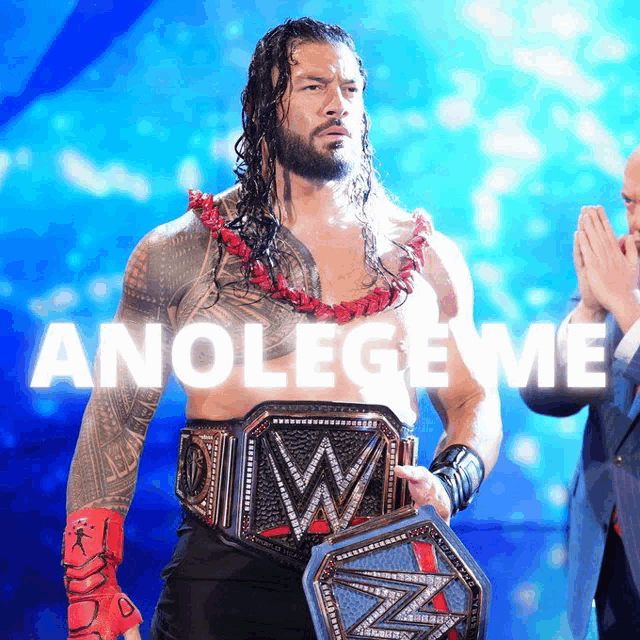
[626,147,640,175]
[623,147,640,244]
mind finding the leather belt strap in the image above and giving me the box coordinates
[175,401,417,569]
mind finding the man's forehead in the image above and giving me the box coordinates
[624,151,640,192]
[623,179,640,200]
[288,40,362,82]
[626,150,640,174]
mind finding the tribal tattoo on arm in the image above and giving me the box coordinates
[67,190,322,515]
[67,216,214,515]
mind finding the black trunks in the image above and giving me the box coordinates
[149,513,316,640]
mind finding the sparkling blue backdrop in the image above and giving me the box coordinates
[3,0,636,637]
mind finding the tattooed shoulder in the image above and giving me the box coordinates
[116,203,221,327]
[175,185,322,362]
[68,200,224,515]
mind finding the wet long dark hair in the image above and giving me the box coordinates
[231,17,396,286]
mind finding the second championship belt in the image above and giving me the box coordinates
[176,401,417,569]
[303,505,491,640]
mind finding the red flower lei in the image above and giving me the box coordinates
[188,190,430,324]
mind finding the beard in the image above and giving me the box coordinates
[274,122,357,182]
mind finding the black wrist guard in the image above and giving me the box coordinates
[429,445,485,516]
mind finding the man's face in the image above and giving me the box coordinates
[274,40,365,182]
[622,152,640,249]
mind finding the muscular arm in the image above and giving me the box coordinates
[426,232,502,474]
[396,232,502,520]
[67,226,188,515]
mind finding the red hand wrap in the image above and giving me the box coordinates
[63,508,142,639]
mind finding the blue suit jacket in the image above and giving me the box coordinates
[521,304,640,640]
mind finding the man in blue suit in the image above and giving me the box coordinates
[521,149,640,639]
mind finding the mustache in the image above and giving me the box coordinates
[311,119,345,137]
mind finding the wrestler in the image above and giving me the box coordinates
[63,18,502,640]
[521,149,640,639]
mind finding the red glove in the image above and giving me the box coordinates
[63,508,142,639]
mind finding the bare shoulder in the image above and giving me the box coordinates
[382,202,433,243]
[426,230,469,278]
[380,203,469,320]
[421,229,473,321]
[150,184,242,245]
[143,183,240,247]
[121,187,236,307]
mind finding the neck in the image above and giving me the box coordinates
[273,162,362,230]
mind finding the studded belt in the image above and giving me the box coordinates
[175,401,417,569]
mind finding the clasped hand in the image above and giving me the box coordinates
[574,205,639,318]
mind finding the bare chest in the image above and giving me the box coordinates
[172,224,438,361]
[170,224,441,421]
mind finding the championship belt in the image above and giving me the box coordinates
[175,401,417,569]
[303,505,490,640]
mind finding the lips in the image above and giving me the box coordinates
[321,125,350,137]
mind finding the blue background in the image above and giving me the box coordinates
[2,0,636,637]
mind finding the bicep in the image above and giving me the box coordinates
[426,233,489,422]
[433,317,486,426]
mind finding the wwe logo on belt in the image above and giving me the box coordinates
[265,432,385,543]
[334,542,464,640]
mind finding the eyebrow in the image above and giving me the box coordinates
[295,75,328,83]
[294,74,359,84]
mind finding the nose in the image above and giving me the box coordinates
[324,85,349,118]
